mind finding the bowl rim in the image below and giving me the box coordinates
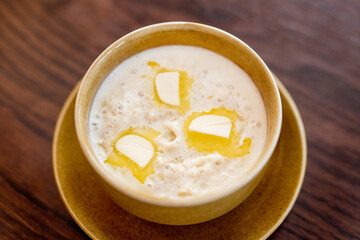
[75,21,283,207]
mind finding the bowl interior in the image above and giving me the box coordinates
[75,22,282,205]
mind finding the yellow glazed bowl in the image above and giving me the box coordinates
[75,22,282,225]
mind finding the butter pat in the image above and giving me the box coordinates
[155,72,180,106]
[189,115,232,138]
[115,135,154,168]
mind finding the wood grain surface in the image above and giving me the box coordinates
[0,0,359,239]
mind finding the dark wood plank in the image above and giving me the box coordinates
[0,0,359,239]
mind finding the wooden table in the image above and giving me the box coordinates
[0,0,359,239]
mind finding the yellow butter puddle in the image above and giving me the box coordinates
[143,61,193,113]
[184,107,251,158]
[105,127,160,183]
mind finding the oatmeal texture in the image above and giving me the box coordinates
[89,45,267,199]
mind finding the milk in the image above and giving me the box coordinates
[89,45,267,199]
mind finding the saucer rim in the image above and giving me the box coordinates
[262,75,307,239]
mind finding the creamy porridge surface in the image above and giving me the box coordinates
[89,45,267,199]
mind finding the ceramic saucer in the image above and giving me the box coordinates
[53,75,306,239]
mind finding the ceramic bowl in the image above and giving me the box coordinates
[74,22,282,225]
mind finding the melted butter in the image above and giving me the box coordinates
[105,127,160,183]
[184,107,251,158]
[143,61,193,113]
